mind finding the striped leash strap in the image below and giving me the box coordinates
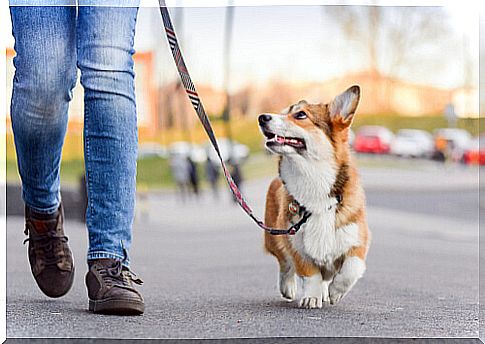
[158,1,311,235]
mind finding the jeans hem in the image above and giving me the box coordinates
[24,201,60,215]
[87,251,130,267]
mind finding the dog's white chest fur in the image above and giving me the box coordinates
[280,156,360,269]
[291,214,360,268]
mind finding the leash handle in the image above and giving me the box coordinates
[158,1,310,235]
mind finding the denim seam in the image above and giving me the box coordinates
[77,15,94,232]
[85,111,93,227]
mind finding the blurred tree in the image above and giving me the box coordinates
[323,6,450,80]
[232,87,252,117]
[323,6,452,113]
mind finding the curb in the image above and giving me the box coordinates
[7,183,86,221]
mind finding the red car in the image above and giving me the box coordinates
[462,135,485,165]
[353,126,394,154]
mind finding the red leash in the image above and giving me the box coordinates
[158,1,311,235]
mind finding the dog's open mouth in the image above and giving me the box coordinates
[263,130,306,149]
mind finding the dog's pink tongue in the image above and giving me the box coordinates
[276,135,286,144]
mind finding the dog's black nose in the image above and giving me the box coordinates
[258,114,272,125]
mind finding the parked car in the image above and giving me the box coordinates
[433,128,472,162]
[353,126,394,154]
[462,135,485,165]
[390,129,434,158]
[433,128,472,150]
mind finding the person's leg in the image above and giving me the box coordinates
[77,5,139,266]
[10,5,77,297]
[77,4,144,314]
[10,5,77,213]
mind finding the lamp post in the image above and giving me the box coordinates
[222,4,234,142]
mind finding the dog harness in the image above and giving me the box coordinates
[288,195,343,225]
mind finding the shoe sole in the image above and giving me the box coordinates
[89,298,145,315]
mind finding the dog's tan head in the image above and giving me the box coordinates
[258,85,360,160]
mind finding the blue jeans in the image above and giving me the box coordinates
[10,3,139,266]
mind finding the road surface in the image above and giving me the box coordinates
[6,163,481,340]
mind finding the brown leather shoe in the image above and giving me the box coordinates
[24,203,75,298]
[86,259,144,315]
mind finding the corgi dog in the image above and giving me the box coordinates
[258,85,370,309]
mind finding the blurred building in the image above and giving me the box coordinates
[228,70,477,118]
[5,47,158,137]
[451,87,479,118]
[4,6,479,141]
[6,47,479,139]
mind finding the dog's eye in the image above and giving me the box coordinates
[293,111,307,120]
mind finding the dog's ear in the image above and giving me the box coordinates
[329,85,360,125]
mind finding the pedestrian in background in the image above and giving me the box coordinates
[205,157,220,199]
[169,153,191,202]
[187,156,200,198]
[9,1,144,315]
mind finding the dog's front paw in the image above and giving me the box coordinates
[329,283,346,305]
[279,272,297,301]
[328,256,366,304]
[299,274,323,309]
[299,296,323,309]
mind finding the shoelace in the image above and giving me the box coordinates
[97,260,143,287]
[23,228,70,266]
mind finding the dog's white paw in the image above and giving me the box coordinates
[329,256,366,305]
[322,280,330,303]
[299,296,323,309]
[329,284,345,305]
[279,271,297,300]
[299,274,323,309]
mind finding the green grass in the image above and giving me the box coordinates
[135,153,278,190]
[7,156,178,189]
[6,113,482,189]
[6,159,85,185]
[5,152,426,191]
[6,153,279,190]
[240,153,278,180]
[136,157,175,190]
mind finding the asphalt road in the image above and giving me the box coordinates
[6,164,481,340]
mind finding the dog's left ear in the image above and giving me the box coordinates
[329,85,361,125]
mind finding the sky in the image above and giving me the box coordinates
[135,4,479,91]
[5,3,479,92]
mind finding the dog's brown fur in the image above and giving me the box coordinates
[261,86,370,305]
